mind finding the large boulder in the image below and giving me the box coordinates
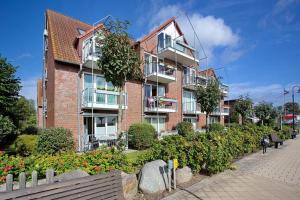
[54,169,89,182]
[139,160,169,195]
[121,172,138,200]
[176,166,193,184]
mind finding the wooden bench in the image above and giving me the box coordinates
[269,133,283,149]
[1,170,124,200]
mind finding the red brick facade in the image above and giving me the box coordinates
[37,10,228,150]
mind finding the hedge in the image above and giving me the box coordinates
[9,135,38,156]
[37,127,74,155]
[0,148,132,184]
[135,124,278,174]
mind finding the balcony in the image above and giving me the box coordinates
[183,75,197,90]
[144,96,177,113]
[220,84,229,96]
[81,88,127,110]
[211,107,229,116]
[183,102,201,114]
[144,62,176,83]
[158,34,199,66]
[82,38,100,68]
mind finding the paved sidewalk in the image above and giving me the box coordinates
[163,138,300,200]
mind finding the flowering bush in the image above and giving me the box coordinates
[0,148,133,184]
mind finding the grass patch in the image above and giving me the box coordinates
[125,150,147,163]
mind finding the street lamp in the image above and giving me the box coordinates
[292,86,300,132]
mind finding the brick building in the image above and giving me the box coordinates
[37,10,229,151]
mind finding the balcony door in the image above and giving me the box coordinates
[183,90,196,112]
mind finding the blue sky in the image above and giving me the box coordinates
[0,0,300,105]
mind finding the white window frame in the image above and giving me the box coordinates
[144,83,166,97]
[145,116,166,133]
[83,114,118,140]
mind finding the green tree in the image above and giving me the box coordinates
[0,115,16,143]
[233,96,253,125]
[254,102,276,125]
[96,20,142,133]
[11,96,36,131]
[194,79,221,132]
[0,56,21,117]
[284,102,300,115]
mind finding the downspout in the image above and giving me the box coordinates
[77,63,83,152]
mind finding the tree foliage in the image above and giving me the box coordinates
[0,115,16,143]
[96,20,142,88]
[11,96,36,131]
[233,96,253,124]
[254,102,278,125]
[194,80,221,132]
[0,56,21,117]
[284,102,300,115]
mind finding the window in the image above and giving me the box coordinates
[145,117,165,133]
[145,84,166,97]
[183,118,197,130]
[78,28,86,35]
[86,116,117,140]
[183,90,196,112]
[158,33,164,50]
[165,34,171,47]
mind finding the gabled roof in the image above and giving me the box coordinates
[198,68,217,78]
[46,10,92,65]
[139,17,176,43]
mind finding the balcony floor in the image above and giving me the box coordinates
[146,72,176,83]
[159,47,199,66]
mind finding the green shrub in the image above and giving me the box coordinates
[177,121,193,137]
[0,148,133,184]
[208,123,224,132]
[128,123,156,150]
[37,128,74,155]
[9,135,37,156]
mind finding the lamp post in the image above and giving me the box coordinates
[292,86,300,132]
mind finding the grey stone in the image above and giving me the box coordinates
[54,169,89,182]
[121,172,138,200]
[176,166,193,184]
[138,160,169,195]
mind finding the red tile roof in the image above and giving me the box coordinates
[46,10,92,65]
[198,68,216,77]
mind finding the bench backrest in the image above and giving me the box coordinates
[270,133,279,142]
[1,170,124,200]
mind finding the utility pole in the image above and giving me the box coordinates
[291,86,300,133]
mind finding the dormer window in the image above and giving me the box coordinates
[78,28,86,35]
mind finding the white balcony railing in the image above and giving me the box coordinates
[220,84,229,95]
[82,88,127,110]
[144,62,176,83]
[144,96,177,113]
[182,102,201,114]
[82,38,101,68]
[157,34,199,66]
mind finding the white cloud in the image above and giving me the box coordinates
[20,77,38,104]
[228,82,291,105]
[142,4,241,64]
[16,53,33,60]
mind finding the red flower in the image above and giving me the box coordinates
[94,166,101,172]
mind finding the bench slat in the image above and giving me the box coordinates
[1,171,123,200]
[41,179,120,200]
[20,176,120,199]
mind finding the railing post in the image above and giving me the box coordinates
[19,172,26,190]
[6,174,13,192]
[46,168,54,184]
[32,170,38,187]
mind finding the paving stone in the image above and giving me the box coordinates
[163,138,300,200]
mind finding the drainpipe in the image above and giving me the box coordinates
[77,63,83,152]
